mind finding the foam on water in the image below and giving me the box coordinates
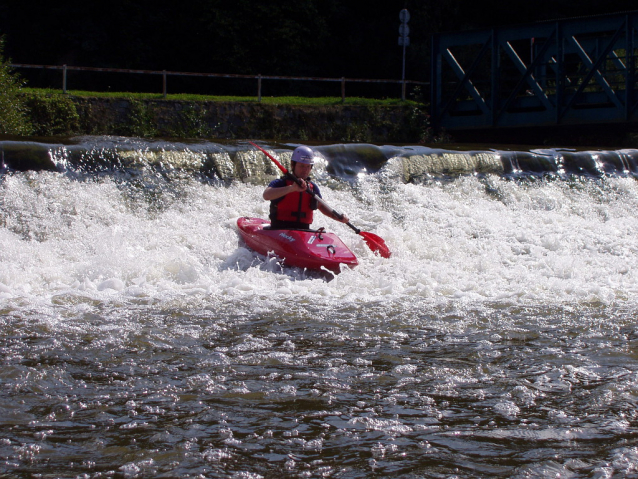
[2,167,638,315]
[3,148,638,477]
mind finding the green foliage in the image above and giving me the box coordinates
[341,121,372,142]
[20,91,80,136]
[23,88,416,107]
[12,87,427,142]
[117,99,158,138]
[0,38,33,135]
[405,86,433,143]
[166,105,216,138]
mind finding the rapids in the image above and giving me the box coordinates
[2,136,638,478]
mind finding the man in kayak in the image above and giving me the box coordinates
[263,145,350,230]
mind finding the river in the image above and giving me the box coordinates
[2,137,638,478]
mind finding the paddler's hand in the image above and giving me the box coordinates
[263,180,307,201]
[333,212,349,223]
[293,178,307,192]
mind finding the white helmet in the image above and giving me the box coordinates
[291,146,315,165]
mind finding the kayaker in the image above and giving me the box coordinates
[263,145,350,230]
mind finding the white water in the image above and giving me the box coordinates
[3,150,638,478]
[2,169,638,311]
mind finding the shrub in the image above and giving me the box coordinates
[0,38,33,135]
[116,99,158,138]
[20,91,81,136]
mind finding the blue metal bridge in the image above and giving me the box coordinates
[430,11,638,131]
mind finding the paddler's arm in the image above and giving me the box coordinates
[263,179,307,201]
[318,202,349,224]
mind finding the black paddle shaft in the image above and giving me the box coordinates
[287,173,361,234]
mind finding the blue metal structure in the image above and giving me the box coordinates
[430,11,638,130]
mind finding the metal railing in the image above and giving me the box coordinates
[10,63,427,102]
[430,10,638,130]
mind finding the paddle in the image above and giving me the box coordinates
[249,141,391,258]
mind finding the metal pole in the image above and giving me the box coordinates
[402,44,406,101]
[258,74,262,102]
[399,9,410,101]
[63,64,67,93]
[341,77,345,103]
[163,70,167,98]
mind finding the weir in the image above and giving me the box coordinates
[431,11,638,132]
[3,138,638,183]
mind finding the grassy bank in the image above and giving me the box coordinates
[13,88,429,142]
[22,88,417,107]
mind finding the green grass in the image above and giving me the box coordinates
[22,87,417,107]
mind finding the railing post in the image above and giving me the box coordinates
[62,64,67,94]
[258,75,262,102]
[341,77,345,103]
[163,70,167,98]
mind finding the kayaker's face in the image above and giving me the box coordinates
[293,162,313,178]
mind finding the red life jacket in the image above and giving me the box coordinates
[270,179,318,226]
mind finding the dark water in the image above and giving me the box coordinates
[2,138,638,478]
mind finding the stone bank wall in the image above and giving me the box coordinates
[72,97,426,143]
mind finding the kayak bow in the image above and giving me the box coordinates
[237,217,358,273]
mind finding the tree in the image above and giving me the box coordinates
[0,38,32,136]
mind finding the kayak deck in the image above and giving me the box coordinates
[236,217,358,273]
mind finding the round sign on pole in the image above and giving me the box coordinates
[399,23,410,37]
[399,9,410,23]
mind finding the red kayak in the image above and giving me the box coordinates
[237,217,358,273]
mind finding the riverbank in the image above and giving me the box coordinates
[18,91,428,143]
[15,91,638,148]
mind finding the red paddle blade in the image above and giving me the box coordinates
[360,232,391,258]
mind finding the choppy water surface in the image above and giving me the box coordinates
[2,138,638,478]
